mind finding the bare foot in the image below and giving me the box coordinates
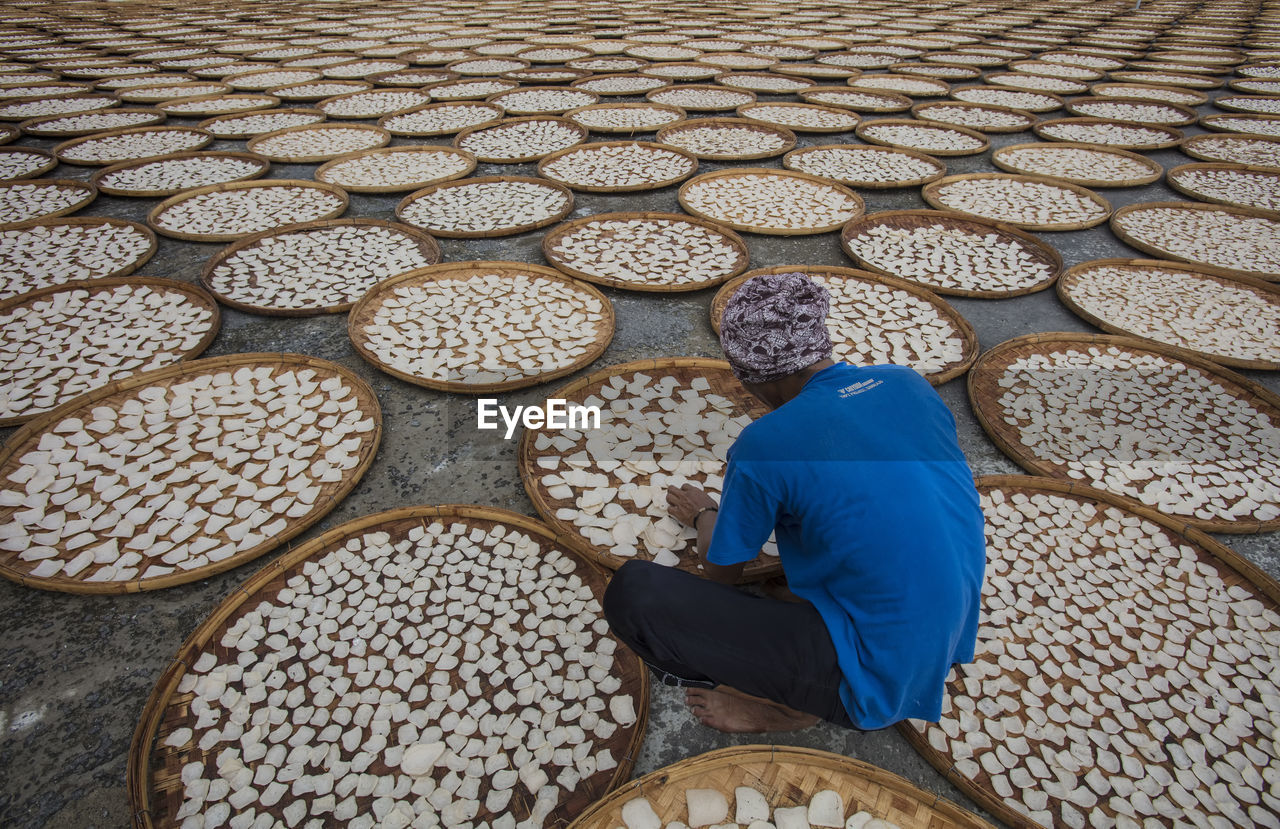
[684,687,820,733]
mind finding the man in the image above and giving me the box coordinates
[602,272,986,733]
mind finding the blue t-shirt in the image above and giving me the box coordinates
[706,362,985,729]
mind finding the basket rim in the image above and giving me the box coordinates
[146,178,350,242]
[394,174,574,238]
[855,117,990,156]
[991,140,1164,187]
[922,172,1112,231]
[453,115,590,163]
[654,116,797,160]
[537,139,700,193]
[313,144,477,192]
[677,166,864,235]
[89,149,270,197]
[1109,199,1280,278]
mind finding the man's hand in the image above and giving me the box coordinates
[666,483,717,527]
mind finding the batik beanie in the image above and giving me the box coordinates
[718,271,832,385]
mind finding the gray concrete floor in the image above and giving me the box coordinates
[2,88,1280,829]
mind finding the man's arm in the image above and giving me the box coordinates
[667,483,747,585]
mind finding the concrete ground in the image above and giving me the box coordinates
[2,81,1279,829]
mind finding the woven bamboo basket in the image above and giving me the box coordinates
[395,175,574,238]
[0,352,382,593]
[967,332,1280,533]
[985,72,1088,95]
[19,107,167,137]
[223,68,323,91]
[519,357,780,581]
[772,62,861,80]
[783,144,946,189]
[348,260,613,394]
[485,85,600,115]
[571,746,993,829]
[506,67,593,84]
[854,118,990,157]
[1165,161,1280,215]
[922,173,1112,231]
[1088,81,1210,106]
[902,473,1280,829]
[655,117,796,161]
[52,125,214,166]
[646,85,755,112]
[711,265,979,385]
[893,62,983,81]
[1009,58,1104,81]
[924,51,1010,69]
[0,124,19,144]
[1064,95,1199,126]
[0,178,96,225]
[1108,69,1222,89]
[313,145,476,193]
[0,80,91,97]
[713,72,816,95]
[454,117,590,164]
[910,101,1037,134]
[541,210,750,293]
[367,68,458,87]
[0,275,221,426]
[1111,199,1280,279]
[0,146,56,181]
[0,96,118,122]
[734,101,860,134]
[424,77,520,101]
[89,150,270,197]
[1213,94,1280,114]
[147,178,349,242]
[991,142,1164,187]
[245,122,391,163]
[1229,78,1280,95]
[378,101,504,137]
[678,168,863,236]
[117,81,232,104]
[538,141,699,193]
[194,108,326,139]
[570,73,671,96]
[1200,112,1280,135]
[314,86,433,119]
[1032,116,1185,149]
[1,216,158,289]
[128,503,648,829]
[564,102,687,135]
[949,85,1064,112]
[446,55,532,75]
[199,218,441,316]
[849,73,951,97]
[157,93,280,116]
[267,79,374,102]
[799,86,913,113]
[840,209,1063,299]
[1056,257,1280,370]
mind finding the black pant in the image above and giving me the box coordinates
[603,560,857,728]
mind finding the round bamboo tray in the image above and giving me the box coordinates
[854,118,989,156]
[395,175,574,238]
[0,95,119,123]
[1180,132,1280,170]
[1057,257,1280,370]
[505,67,593,84]
[1064,95,1199,126]
[246,122,390,163]
[967,333,1280,533]
[571,73,671,96]
[646,84,755,112]
[798,86,913,113]
[892,62,983,81]
[923,173,1112,231]
[655,117,796,161]
[902,474,1280,829]
[378,101,503,137]
[0,146,55,181]
[367,68,457,87]
[89,151,270,197]
[156,93,280,116]
[518,357,780,581]
[446,55,531,75]
[195,108,326,139]
[52,125,214,166]
[678,168,863,236]
[117,81,231,104]
[0,124,17,144]
[849,73,951,97]
[1165,161,1280,215]
[569,746,993,829]
[267,79,374,102]
[541,210,749,293]
[771,62,861,80]
[199,218,441,316]
[0,178,96,226]
[1009,58,1105,81]
[19,107,165,137]
[910,101,1035,134]
[711,265,978,385]
[454,116,590,164]
[314,86,432,120]
[1109,69,1223,89]
[949,85,1064,112]
[840,209,1063,299]
[485,85,599,115]
[1230,77,1280,94]
[1032,116,1184,150]
[1110,200,1280,280]
[348,260,614,394]
[1215,94,1280,114]
[783,144,946,189]
[0,276,220,426]
[991,142,1164,187]
[985,72,1089,95]
[1088,81,1209,106]
[565,102,686,135]
[1200,112,1280,135]
[314,145,476,193]
[423,77,520,101]
[223,68,322,91]
[128,504,648,829]
[734,101,859,133]
[0,352,381,593]
[537,141,699,193]
[0,216,157,298]
[147,179,349,242]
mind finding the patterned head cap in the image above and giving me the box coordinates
[719,271,832,385]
